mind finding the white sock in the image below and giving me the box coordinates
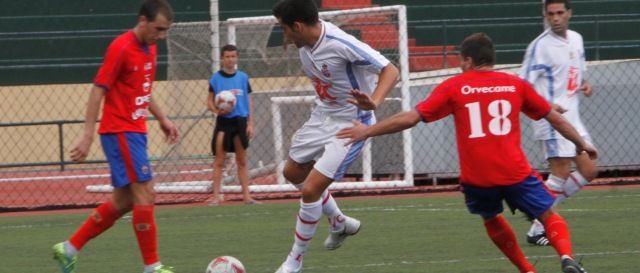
[527,219,546,237]
[143,262,162,273]
[546,174,568,205]
[564,171,589,197]
[321,190,345,231]
[284,199,322,270]
[63,240,78,257]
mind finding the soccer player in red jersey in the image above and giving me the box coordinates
[52,1,179,273]
[338,33,595,273]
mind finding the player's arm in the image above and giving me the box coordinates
[207,84,220,115]
[545,110,597,159]
[337,110,420,145]
[348,63,399,110]
[70,85,106,162]
[149,98,179,144]
[247,94,254,138]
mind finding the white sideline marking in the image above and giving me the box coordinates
[299,250,640,271]
[3,203,639,230]
[0,168,214,183]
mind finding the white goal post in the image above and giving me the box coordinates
[226,5,414,186]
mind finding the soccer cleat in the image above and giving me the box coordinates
[150,265,176,273]
[52,242,77,273]
[527,233,550,246]
[275,263,301,273]
[562,257,587,273]
[324,215,361,250]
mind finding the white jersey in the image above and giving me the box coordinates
[299,20,390,120]
[520,29,589,140]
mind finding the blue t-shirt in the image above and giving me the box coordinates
[209,70,252,118]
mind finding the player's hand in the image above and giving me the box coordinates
[336,120,369,145]
[159,118,179,144]
[70,135,93,162]
[580,80,593,97]
[577,142,598,160]
[347,89,377,110]
[246,124,254,139]
[217,108,231,116]
[552,103,568,114]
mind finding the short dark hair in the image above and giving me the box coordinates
[459,33,495,67]
[221,44,238,56]
[544,0,571,10]
[272,0,319,27]
[139,0,174,22]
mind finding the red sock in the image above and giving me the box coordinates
[69,201,121,250]
[133,204,159,266]
[484,215,535,273]
[542,213,573,258]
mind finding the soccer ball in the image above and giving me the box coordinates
[215,90,237,112]
[206,256,245,273]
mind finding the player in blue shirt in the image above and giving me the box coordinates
[207,44,259,205]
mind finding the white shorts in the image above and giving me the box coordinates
[289,109,374,181]
[541,135,593,159]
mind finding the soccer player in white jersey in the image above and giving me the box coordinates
[271,0,399,272]
[520,0,598,246]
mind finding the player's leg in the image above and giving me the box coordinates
[53,133,135,273]
[506,174,587,272]
[277,169,333,273]
[210,131,226,205]
[119,132,172,273]
[53,188,131,273]
[232,135,258,204]
[527,139,572,245]
[463,184,535,273]
[538,209,587,273]
[563,150,597,197]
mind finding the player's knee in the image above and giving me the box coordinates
[300,187,322,203]
[235,158,247,169]
[213,159,226,170]
[580,167,598,181]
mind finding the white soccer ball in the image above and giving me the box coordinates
[206,256,246,273]
[215,90,237,112]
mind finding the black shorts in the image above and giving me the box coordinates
[211,116,249,155]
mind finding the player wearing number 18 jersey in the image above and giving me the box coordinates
[338,33,595,273]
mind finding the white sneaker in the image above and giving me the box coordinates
[324,215,361,250]
[275,263,301,273]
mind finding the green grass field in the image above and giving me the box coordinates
[2,186,639,273]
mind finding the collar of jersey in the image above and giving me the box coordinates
[310,20,327,53]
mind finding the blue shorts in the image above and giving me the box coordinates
[100,132,153,188]
[461,174,555,219]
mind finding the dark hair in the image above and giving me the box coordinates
[272,0,319,27]
[139,0,174,22]
[544,0,571,10]
[221,44,238,56]
[459,33,495,67]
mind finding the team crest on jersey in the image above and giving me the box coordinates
[144,62,152,71]
[321,64,331,78]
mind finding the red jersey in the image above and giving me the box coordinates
[415,70,551,187]
[94,30,157,134]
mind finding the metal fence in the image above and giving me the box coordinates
[1,1,639,211]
